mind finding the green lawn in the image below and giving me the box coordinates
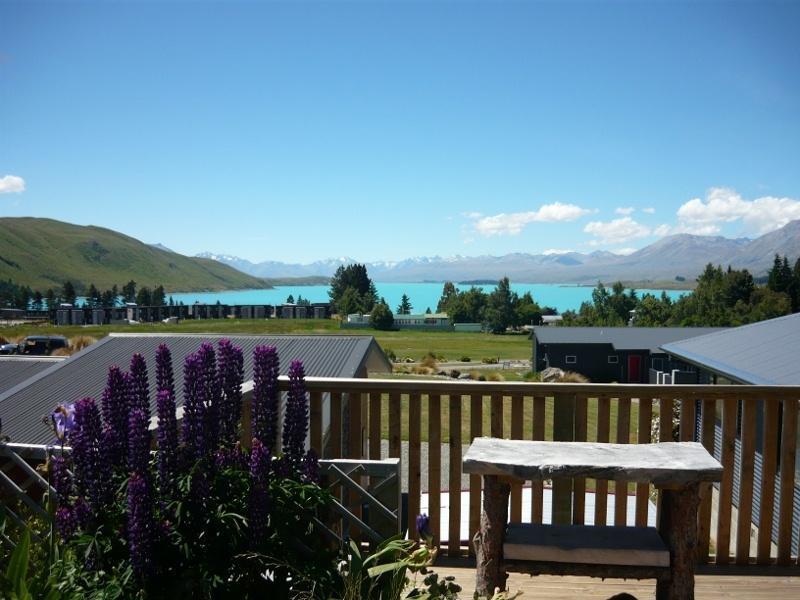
[377,394,647,444]
[1,319,533,361]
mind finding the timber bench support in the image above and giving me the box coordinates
[463,438,721,600]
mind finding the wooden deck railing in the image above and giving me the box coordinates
[270,378,800,567]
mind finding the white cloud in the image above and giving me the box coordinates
[473,202,591,236]
[614,207,635,215]
[542,248,575,255]
[642,207,656,214]
[583,216,651,246]
[653,224,672,237]
[461,211,483,219]
[676,187,800,235]
[0,175,25,193]
[611,247,638,256]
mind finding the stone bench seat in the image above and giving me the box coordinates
[504,523,670,569]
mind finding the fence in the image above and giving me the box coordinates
[285,377,800,567]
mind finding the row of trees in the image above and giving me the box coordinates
[563,255,800,327]
[436,278,557,333]
[0,279,174,310]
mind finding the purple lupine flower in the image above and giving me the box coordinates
[301,449,320,484]
[155,344,175,397]
[252,345,280,452]
[248,438,271,546]
[129,353,150,419]
[282,360,309,469]
[55,506,78,540]
[70,397,111,511]
[100,366,130,465]
[128,408,151,475]
[50,453,73,506]
[215,444,247,471]
[127,472,154,582]
[181,352,205,463]
[50,403,76,445]
[156,389,178,496]
[197,342,220,451]
[73,496,91,529]
[416,513,431,539]
[217,339,244,446]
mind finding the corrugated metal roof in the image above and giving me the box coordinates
[0,357,65,395]
[533,327,726,353]
[660,313,800,385]
[0,333,391,445]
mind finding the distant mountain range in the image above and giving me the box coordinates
[198,220,800,284]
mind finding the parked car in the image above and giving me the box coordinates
[0,335,68,356]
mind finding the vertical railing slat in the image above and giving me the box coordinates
[491,393,503,438]
[369,392,381,460]
[510,394,524,523]
[469,393,483,554]
[756,397,779,564]
[697,398,716,562]
[428,393,442,546]
[736,399,757,564]
[348,390,362,459]
[448,395,462,556]
[777,396,798,565]
[594,396,611,526]
[679,397,696,442]
[408,392,422,539]
[659,397,674,442]
[635,396,652,528]
[715,396,738,564]
[310,390,323,458]
[531,396,546,524]
[614,397,631,526]
[573,395,588,525]
[389,392,401,459]
[330,391,342,459]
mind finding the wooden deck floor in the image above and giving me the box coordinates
[432,567,800,599]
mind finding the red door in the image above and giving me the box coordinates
[627,355,642,383]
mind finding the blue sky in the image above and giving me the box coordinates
[1,1,799,263]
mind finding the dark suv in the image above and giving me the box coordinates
[0,335,68,355]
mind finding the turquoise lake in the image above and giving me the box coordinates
[169,283,689,314]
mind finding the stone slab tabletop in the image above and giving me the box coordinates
[462,438,723,486]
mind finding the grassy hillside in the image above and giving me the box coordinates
[0,217,268,292]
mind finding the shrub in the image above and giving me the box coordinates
[44,341,335,598]
[384,347,397,362]
[485,371,504,382]
[481,357,498,365]
[557,370,590,383]
[420,355,438,369]
[69,335,97,353]
[459,356,471,362]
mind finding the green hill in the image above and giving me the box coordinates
[0,217,268,292]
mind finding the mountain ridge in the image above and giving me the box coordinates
[198,220,800,283]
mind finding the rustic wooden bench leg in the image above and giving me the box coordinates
[474,475,511,597]
[656,483,701,600]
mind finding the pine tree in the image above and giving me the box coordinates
[396,293,412,315]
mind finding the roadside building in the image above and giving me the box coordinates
[531,326,725,383]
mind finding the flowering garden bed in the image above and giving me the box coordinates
[0,339,519,599]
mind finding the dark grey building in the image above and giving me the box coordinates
[0,333,392,445]
[532,326,725,383]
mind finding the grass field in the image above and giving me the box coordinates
[1,318,533,361]
[377,394,646,443]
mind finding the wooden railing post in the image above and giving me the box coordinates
[552,391,575,524]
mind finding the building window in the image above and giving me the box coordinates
[565,355,577,364]
[608,355,619,364]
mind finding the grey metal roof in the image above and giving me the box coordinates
[0,333,391,445]
[0,357,65,395]
[660,313,800,385]
[532,327,727,353]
